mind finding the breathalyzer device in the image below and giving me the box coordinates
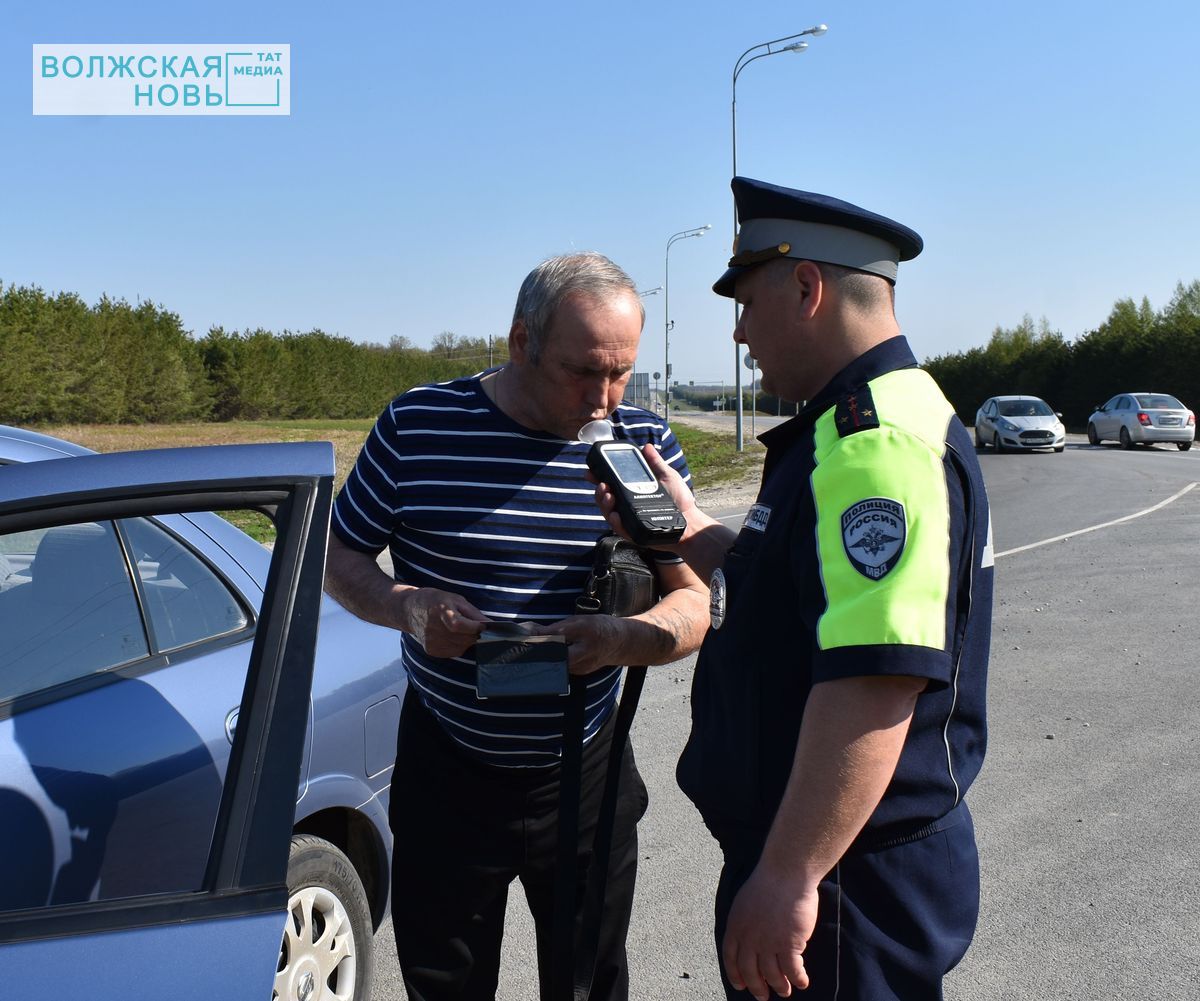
[580,420,686,546]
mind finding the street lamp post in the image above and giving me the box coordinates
[731,23,828,450]
[630,288,662,410]
[744,350,758,438]
[664,224,710,422]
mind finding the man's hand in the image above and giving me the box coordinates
[534,614,626,675]
[592,445,735,584]
[400,588,490,658]
[722,864,818,1000]
[592,444,700,548]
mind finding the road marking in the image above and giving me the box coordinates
[995,482,1198,559]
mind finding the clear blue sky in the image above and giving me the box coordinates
[4,1,1198,389]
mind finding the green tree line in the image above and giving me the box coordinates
[4,279,1198,428]
[676,280,1200,429]
[924,281,1200,428]
[0,282,509,424]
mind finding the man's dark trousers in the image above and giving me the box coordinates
[390,689,648,1001]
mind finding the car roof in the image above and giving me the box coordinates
[1106,392,1186,403]
[0,424,95,464]
[990,395,1047,403]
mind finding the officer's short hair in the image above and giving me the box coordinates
[512,253,643,364]
[818,262,895,311]
[764,258,895,312]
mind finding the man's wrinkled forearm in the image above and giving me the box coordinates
[619,584,710,665]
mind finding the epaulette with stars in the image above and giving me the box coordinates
[834,386,880,437]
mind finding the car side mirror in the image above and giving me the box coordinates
[1055,412,1063,419]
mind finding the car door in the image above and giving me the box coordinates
[0,442,333,1000]
[1112,395,1135,437]
[1095,396,1120,438]
[982,400,998,438]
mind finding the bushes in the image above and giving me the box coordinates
[5,275,1198,427]
[0,282,507,424]
[926,286,1200,429]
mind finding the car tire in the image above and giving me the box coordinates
[275,834,374,1001]
[1087,423,1100,446]
[992,431,1004,454]
[1178,441,1193,451]
[1054,445,1065,453]
[1119,426,1133,450]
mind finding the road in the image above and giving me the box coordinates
[371,438,1200,1000]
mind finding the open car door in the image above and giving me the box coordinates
[0,442,333,999]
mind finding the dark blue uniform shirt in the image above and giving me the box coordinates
[677,337,993,849]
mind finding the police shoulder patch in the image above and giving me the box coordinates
[834,386,880,437]
[841,497,906,580]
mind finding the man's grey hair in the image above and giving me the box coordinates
[512,252,644,363]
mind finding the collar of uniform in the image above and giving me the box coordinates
[758,335,919,451]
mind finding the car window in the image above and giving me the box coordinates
[0,520,232,909]
[0,522,149,702]
[122,517,249,652]
[1135,394,1183,410]
[998,400,1053,417]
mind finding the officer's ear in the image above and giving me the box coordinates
[790,260,824,321]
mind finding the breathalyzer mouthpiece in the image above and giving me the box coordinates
[578,419,615,444]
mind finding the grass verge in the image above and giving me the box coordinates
[34,419,759,542]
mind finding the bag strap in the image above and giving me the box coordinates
[573,665,645,1000]
[550,665,647,1001]
[550,677,588,1001]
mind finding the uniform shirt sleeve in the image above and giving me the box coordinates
[331,403,402,555]
[807,418,958,688]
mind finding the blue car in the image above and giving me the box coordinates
[0,427,405,1001]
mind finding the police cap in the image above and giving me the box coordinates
[713,176,923,298]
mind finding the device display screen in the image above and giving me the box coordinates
[607,447,656,486]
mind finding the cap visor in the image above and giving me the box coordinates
[712,266,742,298]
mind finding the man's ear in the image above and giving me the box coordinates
[791,260,824,321]
[509,320,530,364]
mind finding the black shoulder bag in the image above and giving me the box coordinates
[550,536,658,1001]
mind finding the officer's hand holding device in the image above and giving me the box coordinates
[580,420,686,547]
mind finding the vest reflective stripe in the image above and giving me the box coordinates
[811,368,954,651]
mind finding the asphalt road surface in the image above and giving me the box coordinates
[371,437,1200,1000]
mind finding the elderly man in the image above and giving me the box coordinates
[325,252,709,1001]
[597,178,994,1001]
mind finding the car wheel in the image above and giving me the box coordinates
[1178,441,1193,451]
[1119,426,1133,450]
[1087,423,1100,446]
[275,834,374,1001]
[992,431,1004,454]
[1054,445,1065,453]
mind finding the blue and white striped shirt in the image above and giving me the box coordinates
[332,372,692,768]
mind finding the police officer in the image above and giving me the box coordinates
[596,177,994,1000]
